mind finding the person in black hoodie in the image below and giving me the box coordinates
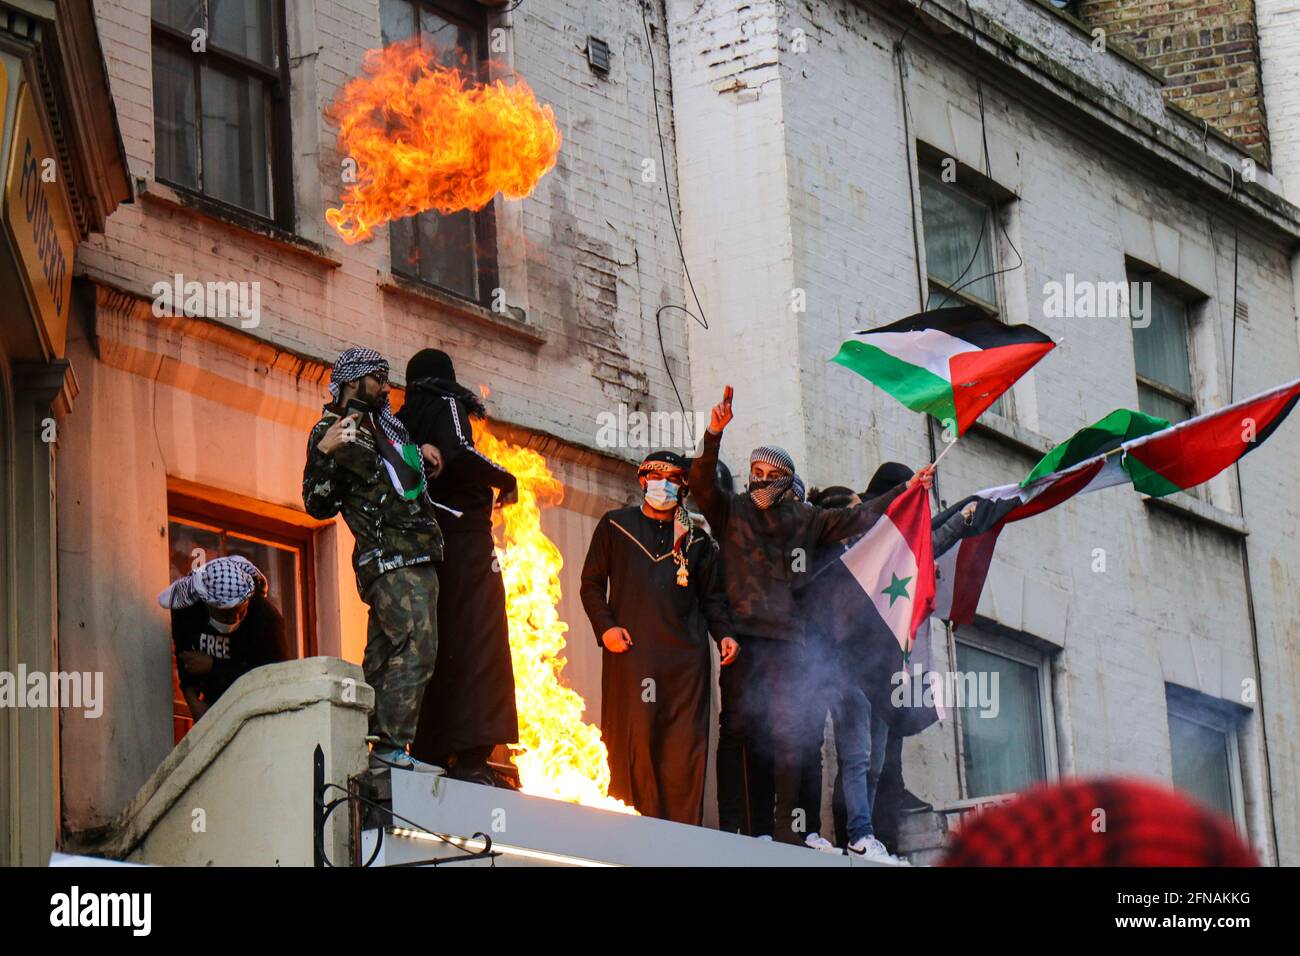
[398,348,520,786]
[159,555,289,721]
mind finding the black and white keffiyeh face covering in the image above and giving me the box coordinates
[329,346,412,445]
[747,445,806,509]
[158,555,265,610]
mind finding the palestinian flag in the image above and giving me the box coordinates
[934,378,1300,624]
[378,439,427,500]
[1121,378,1300,496]
[831,306,1056,435]
[1022,408,1169,486]
[934,456,1128,625]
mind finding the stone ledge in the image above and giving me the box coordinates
[67,657,372,861]
[1143,490,1248,536]
[380,274,545,349]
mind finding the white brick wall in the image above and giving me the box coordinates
[669,0,1300,861]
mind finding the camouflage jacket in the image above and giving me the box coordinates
[688,429,904,643]
[302,405,444,598]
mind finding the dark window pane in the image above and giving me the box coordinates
[227,533,302,657]
[956,642,1047,799]
[921,174,997,307]
[387,3,484,299]
[167,521,222,582]
[415,210,478,299]
[380,0,415,44]
[390,215,420,278]
[153,44,199,191]
[1169,713,1234,820]
[154,0,203,32]
[421,7,478,70]
[200,62,272,215]
[209,0,276,65]
[1131,280,1193,398]
[1138,383,1192,425]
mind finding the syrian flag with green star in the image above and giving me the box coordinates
[832,483,936,658]
[830,306,1056,435]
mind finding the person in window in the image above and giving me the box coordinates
[158,555,289,721]
[303,347,445,772]
[687,386,933,845]
[397,348,520,787]
[580,451,739,824]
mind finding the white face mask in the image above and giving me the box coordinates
[644,478,681,510]
[207,617,238,634]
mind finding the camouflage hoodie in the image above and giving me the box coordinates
[688,429,904,642]
[303,405,444,598]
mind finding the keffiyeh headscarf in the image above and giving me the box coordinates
[329,347,412,445]
[158,555,265,610]
[747,445,806,509]
[639,451,696,586]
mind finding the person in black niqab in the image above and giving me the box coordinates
[398,349,519,786]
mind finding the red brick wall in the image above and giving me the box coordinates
[1075,0,1270,161]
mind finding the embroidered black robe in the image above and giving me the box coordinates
[579,506,735,825]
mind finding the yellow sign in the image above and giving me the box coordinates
[4,81,76,358]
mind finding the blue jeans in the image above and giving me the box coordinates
[833,686,890,843]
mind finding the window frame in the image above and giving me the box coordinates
[1126,264,1200,422]
[952,624,1059,802]
[165,490,318,740]
[381,0,501,308]
[150,0,295,229]
[919,169,1003,318]
[1166,688,1247,832]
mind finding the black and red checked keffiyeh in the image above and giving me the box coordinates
[941,777,1257,867]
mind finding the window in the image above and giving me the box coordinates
[955,630,1056,800]
[165,493,316,741]
[380,0,499,303]
[1166,687,1245,828]
[1129,273,1196,423]
[151,0,292,223]
[919,171,1010,416]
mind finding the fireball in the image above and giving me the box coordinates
[325,37,562,244]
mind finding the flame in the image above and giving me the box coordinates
[471,418,635,814]
[325,37,562,244]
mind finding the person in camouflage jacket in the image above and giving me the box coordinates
[303,347,445,770]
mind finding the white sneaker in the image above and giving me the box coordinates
[847,836,902,864]
[755,834,774,842]
[804,832,839,853]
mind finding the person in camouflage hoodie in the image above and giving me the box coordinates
[303,347,445,771]
[688,385,933,845]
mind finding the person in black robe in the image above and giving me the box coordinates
[398,348,520,786]
[579,451,739,825]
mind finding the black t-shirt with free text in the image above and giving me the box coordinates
[171,595,290,706]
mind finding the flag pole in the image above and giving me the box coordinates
[931,434,959,468]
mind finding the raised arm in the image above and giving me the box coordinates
[688,386,734,532]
